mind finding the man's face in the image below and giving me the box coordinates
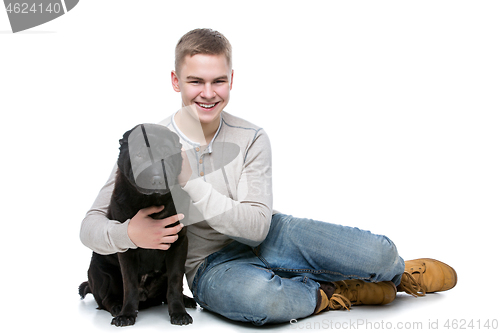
[172,53,233,128]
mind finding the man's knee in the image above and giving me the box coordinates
[368,236,404,281]
[222,270,285,325]
[197,265,284,325]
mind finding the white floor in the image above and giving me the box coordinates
[30,269,495,333]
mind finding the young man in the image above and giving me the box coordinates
[80,28,457,325]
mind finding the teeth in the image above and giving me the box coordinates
[199,103,216,108]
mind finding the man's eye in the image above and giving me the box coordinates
[189,81,200,84]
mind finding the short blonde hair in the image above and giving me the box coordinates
[175,28,232,74]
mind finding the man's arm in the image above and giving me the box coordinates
[80,164,137,254]
[180,129,273,246]
[80,164,185,254]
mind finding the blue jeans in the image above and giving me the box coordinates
[191,213,405,325]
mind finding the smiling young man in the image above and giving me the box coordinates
[172,51,233,145]
[80,28,457,326]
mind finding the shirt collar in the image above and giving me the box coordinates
[171,112,223,153]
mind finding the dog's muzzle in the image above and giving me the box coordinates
[133,160,174,194]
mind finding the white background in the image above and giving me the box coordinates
[1,1,498,332]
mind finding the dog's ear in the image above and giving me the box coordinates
[170,131,182,150]
[119,124,145,151]
[119,126,137,148]
[116,125,139,175]
[118,131,130,158]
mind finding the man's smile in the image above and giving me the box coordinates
[196,102,220,110]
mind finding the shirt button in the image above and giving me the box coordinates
[196,147,200,152]
[200,172,204,176]
[199,159,203,164]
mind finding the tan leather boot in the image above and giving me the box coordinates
[398,258,457,297]
[315,280,397,313]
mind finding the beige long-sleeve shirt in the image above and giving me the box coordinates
[80,111,274,288]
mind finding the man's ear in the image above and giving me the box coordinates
[230,69,234,90]
[171,70,181,92]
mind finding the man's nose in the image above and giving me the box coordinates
[200,83,216,98]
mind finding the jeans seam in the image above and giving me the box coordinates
[192,260,209,303]
[255,253,271,269]
[192,267,212,311]
[256,245,372,280]
[269,267,371,280]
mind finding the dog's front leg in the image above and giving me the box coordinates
[165,235,193,325]
[112,252,140,327]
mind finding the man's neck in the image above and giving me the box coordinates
[174,108,220,145]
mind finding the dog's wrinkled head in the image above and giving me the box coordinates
[117,124,183,195]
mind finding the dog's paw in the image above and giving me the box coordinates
[111,314,136,327]
[170,312,193,325]
[183,295,197,309]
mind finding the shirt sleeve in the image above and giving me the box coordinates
[79,164,138,254]
[181,129,273,247]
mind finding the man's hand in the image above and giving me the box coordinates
[127,206,184,250]
[178,148,192,187]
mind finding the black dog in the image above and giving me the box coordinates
[79,124,196,326]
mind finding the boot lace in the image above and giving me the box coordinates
[399,271,426,297]
[329,294,352,310]
[328,281,356,310]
